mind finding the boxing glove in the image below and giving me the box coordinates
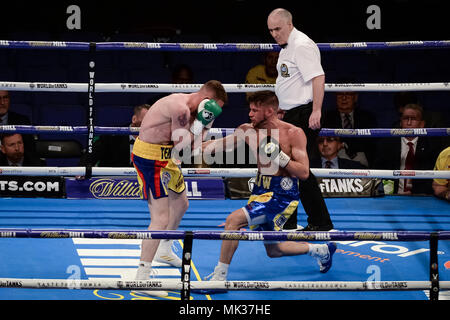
[190,99,222,135]
[260,138,290,168]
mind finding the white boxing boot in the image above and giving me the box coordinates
[133,261,168,298]
[154,240,182,267]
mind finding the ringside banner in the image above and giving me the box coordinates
[0,176,65,198]
[227,177,384,199]
[65,177,225,200]
[316,177,384,197]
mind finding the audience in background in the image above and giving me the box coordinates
[374,104,442,195]
[393,91,449,129]
[311,136,367,169]
[146,64,195,106]
[0,46,445,201]
[0,90,36,153]
[79,104,150,167]
[0,91,31,126]
[432,146,450,202]
[245,51,279,87]
[171,64,194,84]
[0,133,45,166]
[322,90,377,168]
[392,91,419,128]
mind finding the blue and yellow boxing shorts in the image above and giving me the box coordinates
[131,137,185,200]
[243,173,299,232]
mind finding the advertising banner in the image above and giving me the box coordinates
[65,176,225,200]
[316,177,384,197]
[0,176,65,198]
[226,177,384,199]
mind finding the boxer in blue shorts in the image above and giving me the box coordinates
[244,173,299,233]
[201,91,336,287]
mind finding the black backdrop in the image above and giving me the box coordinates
[0,1,448,42]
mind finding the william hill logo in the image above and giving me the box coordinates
[89,179,140,199]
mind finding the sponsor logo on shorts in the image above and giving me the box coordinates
[161,171,171,188]
[280,177,293,191]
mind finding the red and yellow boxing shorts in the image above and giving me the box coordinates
[131,138,185,200]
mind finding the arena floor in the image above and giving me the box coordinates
[0,196,449,300]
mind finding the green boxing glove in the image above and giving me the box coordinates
[190,99,222,135]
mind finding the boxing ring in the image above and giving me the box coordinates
[0,39,450,302]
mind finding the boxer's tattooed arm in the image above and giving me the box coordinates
[178,114,188,127]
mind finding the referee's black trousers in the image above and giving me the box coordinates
[282,103,334,229]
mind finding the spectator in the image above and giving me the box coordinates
[432,146,450,201]
[0,90,36,152]
[374,104,441,195]
[146,64,194,106]
[245,51,279,95]
[0,91,31,125]
[392,91,448,128]
[311,136,367,169]
[322,91,377,167]
[79,104,150,167]
[0,133,45,166]
[171,64,194,84]
[392,91,419,128]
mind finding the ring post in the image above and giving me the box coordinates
[181,231,193,301]
[85,42,97,179]
[429,232,440,301]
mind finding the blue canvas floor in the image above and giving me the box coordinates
[0,196,449,300]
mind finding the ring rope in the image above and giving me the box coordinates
[1,229,446,297]
[1,229,449,241]
[0,167,448,179]
[1,229,448,298]
[1,40,450,51]
[0,278,449,291]
[1,81,450,92]
[1,125,448,138]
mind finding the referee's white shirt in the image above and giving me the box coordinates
[275,28,324,111]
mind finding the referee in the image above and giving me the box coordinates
[267,8,333,231]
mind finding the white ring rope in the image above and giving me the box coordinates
[1,278,449,291]
[1,81,450,93]
[0,166,449,179]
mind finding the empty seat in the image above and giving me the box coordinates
[17,66,68,82]
[0,67,17,81]
[126,66,170,83]
[35,139,83,167]
[37,104,86,127]
[36,140,83,158]
[95,105,133,126]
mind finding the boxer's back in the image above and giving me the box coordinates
[139,93,191,145]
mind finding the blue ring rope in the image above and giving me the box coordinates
[0,228,449,241]
[0,125,448,137]
[1,40,449,52]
